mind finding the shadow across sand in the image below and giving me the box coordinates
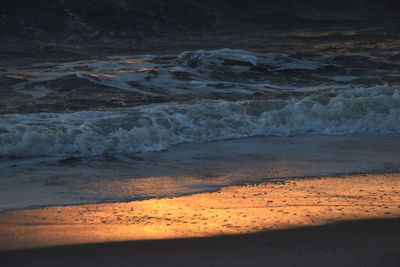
[1,218,399,267]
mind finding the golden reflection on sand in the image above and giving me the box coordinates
[0,173,399,250]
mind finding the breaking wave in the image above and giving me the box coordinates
[1,85,399,158]
[6,48,394,100]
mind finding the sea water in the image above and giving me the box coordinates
[1,49,400,211]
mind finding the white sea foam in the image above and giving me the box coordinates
[1,85,399,158]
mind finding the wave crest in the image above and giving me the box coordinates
[0,85,399,158]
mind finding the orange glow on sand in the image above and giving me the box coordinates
[0,173,399,251]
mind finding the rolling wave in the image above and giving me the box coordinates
[1,85,399,158]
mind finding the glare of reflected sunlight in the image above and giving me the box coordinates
[5,74,31,80]
[125,60,153,65]
[87,73,118,78]
[135,68,152,72]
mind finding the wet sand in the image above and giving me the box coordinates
[0,173,399,253]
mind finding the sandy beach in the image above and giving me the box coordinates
[0,173,399,266]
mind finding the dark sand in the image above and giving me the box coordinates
[1,219,399,267]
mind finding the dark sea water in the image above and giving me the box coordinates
[2,48,400,157]
[1,45,400,212]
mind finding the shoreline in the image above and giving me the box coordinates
[2,133,400,214]
[0,169,399,215]
[0,173,399,252]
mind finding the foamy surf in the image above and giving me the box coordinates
[1,84,399,158]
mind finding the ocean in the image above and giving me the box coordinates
[1,47,400,212]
